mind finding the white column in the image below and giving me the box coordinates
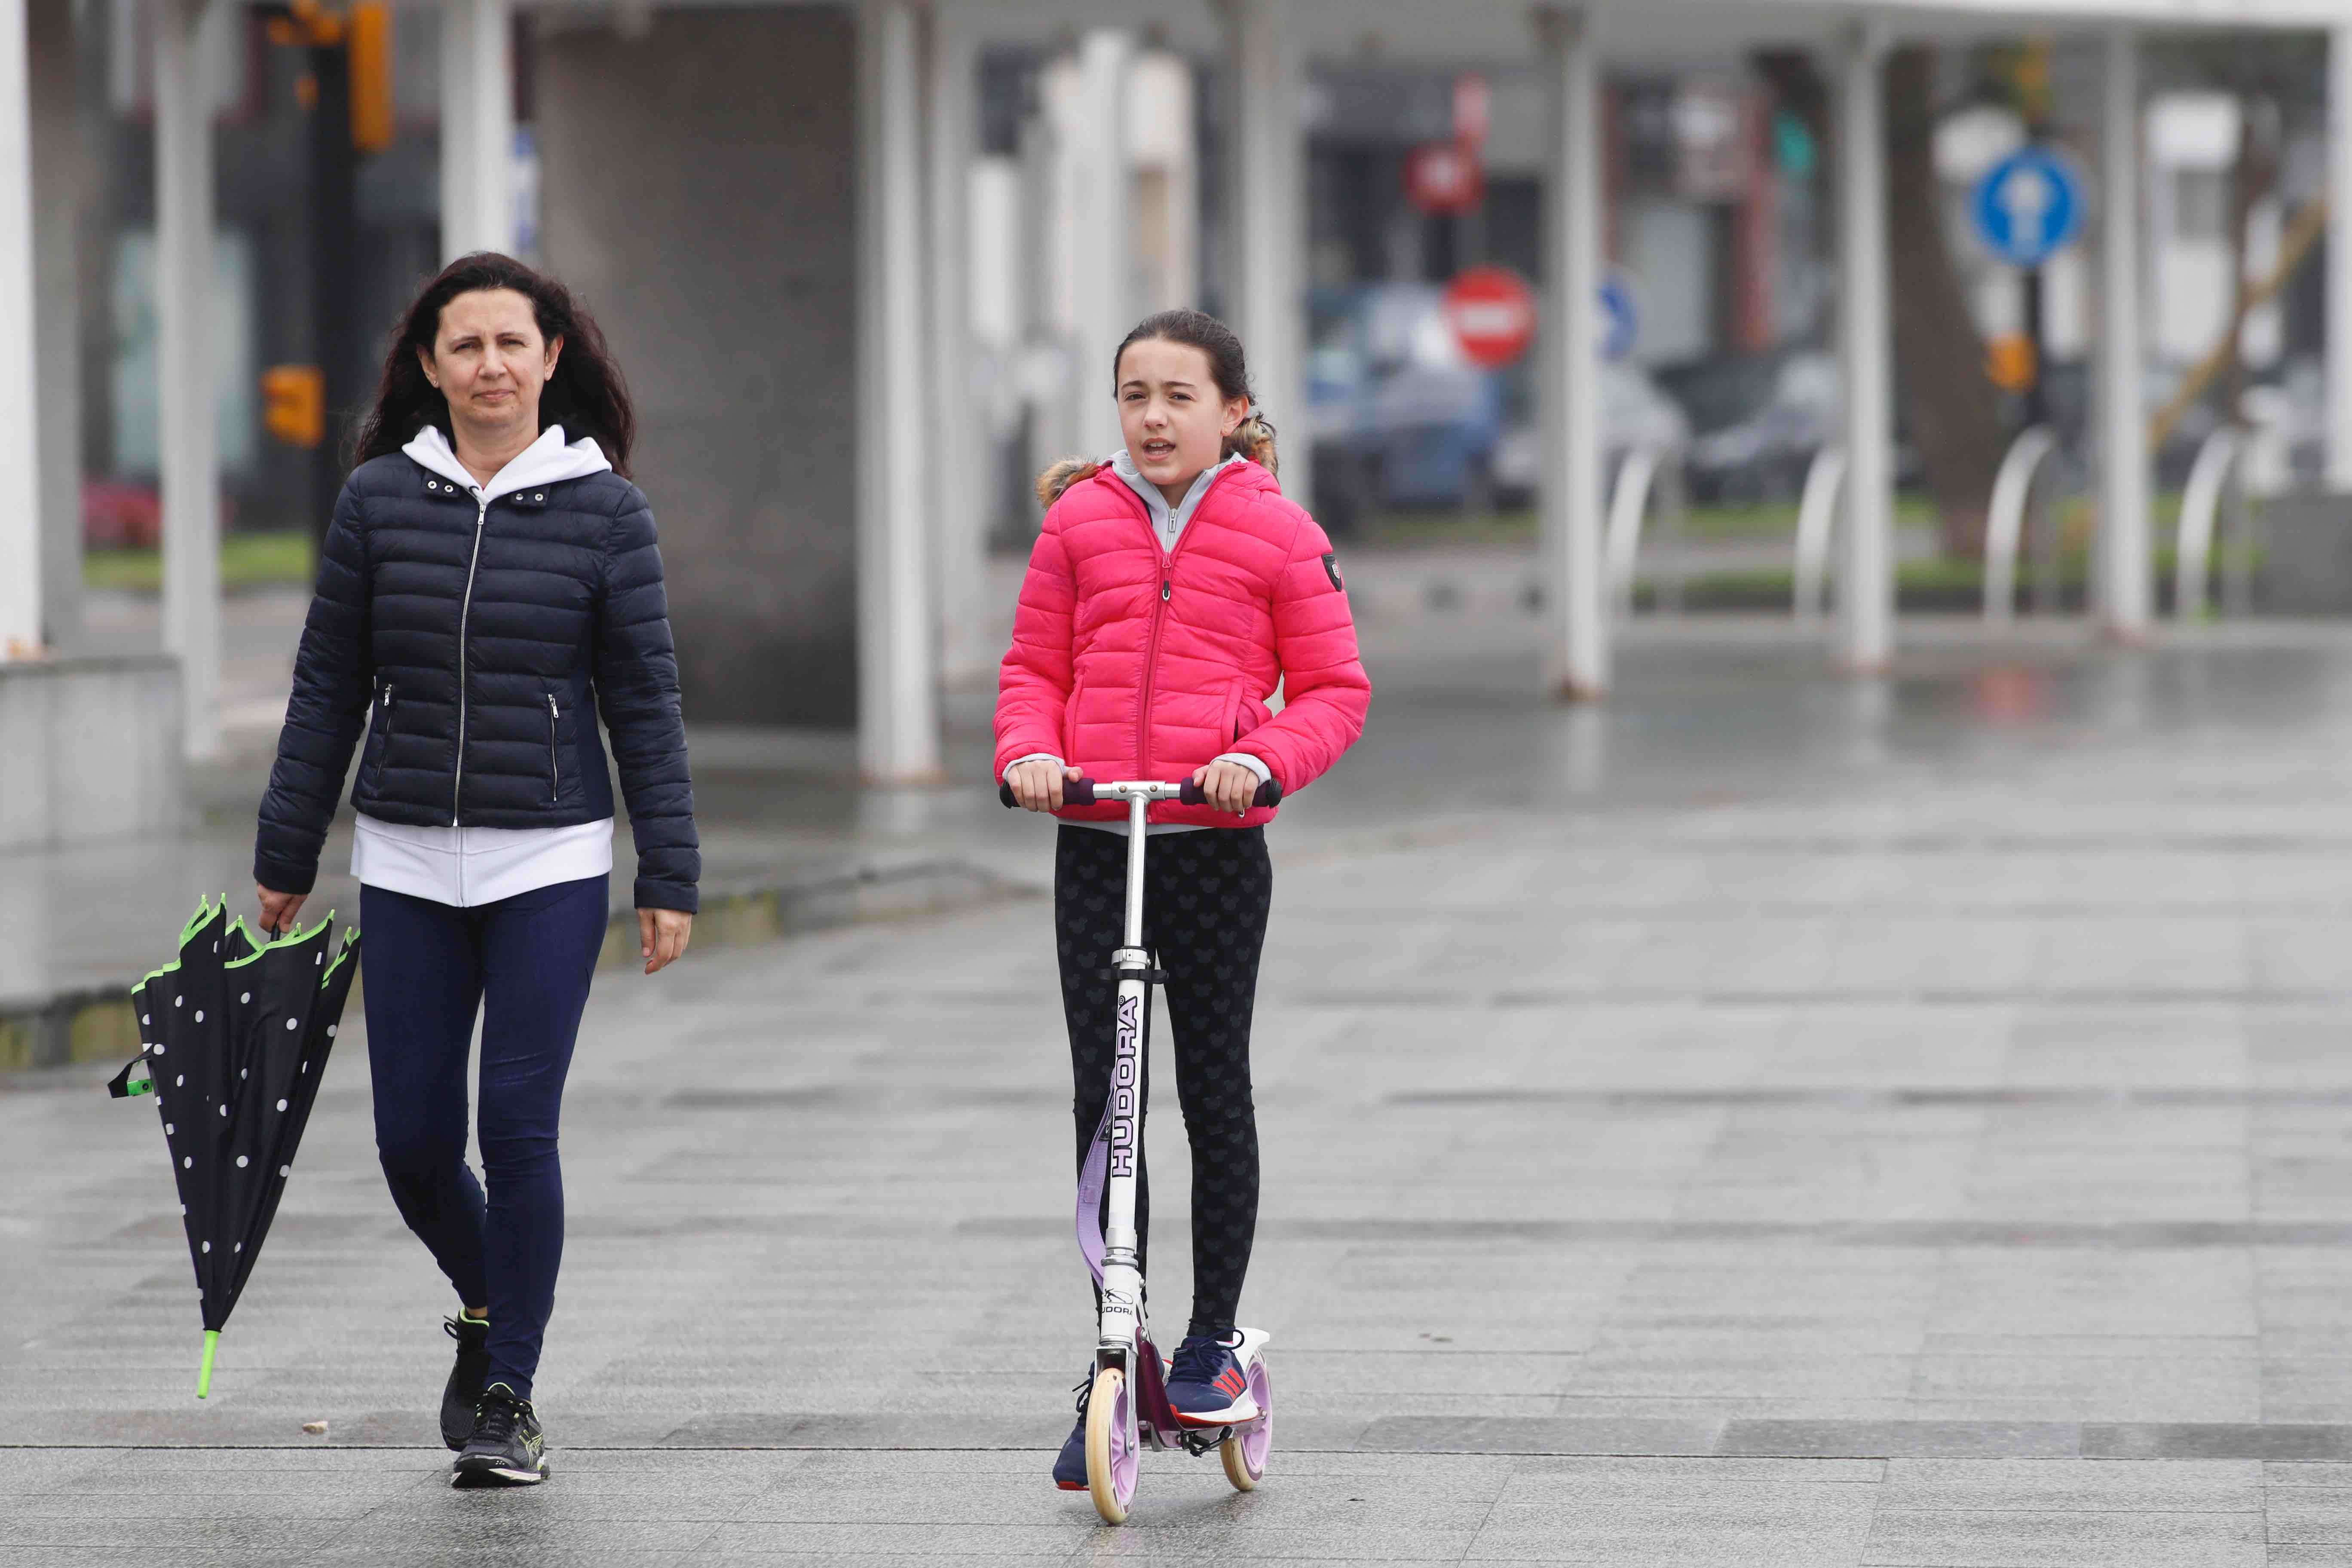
[30,0,78,652]
[2326,23,2352,490]
[156,0,219,754]
[2098,26,2152,637]
[856,0,940,783]
[0,0,39,658]
[927,5,990,685]
[1225,0,1308,507]
[1070,30,1130,456]
[440,0,513,259]
[1835,22,1893,673]
[1537,6,1605,699]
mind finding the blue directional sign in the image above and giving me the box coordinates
[1970,146,2085,268]
[1597,273,1638,363]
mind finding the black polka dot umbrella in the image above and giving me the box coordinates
[106,897,361,1398]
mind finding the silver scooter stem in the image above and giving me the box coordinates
[1097,790,1155,1363]
[1122,793,1149,946]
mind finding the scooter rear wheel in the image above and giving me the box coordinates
[1084,1365,1138,1523]
[1220,1357,1272,1491]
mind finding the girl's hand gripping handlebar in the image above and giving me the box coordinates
[998,775,1283,811]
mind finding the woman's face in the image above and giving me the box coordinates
[1116,338,1247,498]
[419,288,562,447]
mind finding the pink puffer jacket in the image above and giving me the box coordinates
[995,459,1371,829]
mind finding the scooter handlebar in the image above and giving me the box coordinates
[997,776,1283,810]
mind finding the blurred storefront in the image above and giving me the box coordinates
[8,0,2350,792]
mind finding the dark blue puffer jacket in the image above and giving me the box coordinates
[254,453,700,912]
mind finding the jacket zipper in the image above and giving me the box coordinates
[451,491,490,825]
[546,693,561,803]
[1124,465,1243,784]
[372,684,398,790]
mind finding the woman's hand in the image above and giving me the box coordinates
[255,885,308,938]
[1191,759,1262,816]
[1008,759,1081,813]
[639,908,692,974]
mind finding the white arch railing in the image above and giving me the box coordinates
[1982,426,2060,625]
[2174,427,2246,621]
[1605,445,1685,615]
[1792,446,1845,625]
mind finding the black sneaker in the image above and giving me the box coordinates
[441,1316,491,1451]
[1052,1367,1091,1490]
[452,1383,548,1488]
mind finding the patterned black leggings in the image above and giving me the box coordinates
[1055,824,1271,1340]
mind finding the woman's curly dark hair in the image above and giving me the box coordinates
[351,251,636,476]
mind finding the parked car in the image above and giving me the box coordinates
[1489,361,1690,505]
[1305,282,1688,534]
[1677,351,1840,503]
[1661,347,1927,503]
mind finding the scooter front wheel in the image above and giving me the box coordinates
[1220,1357,1272,1491]
[1084,1365,1138,1523]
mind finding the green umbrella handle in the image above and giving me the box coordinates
[197,1330,218,1399]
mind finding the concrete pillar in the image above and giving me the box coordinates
[2098,26,2152,637]
[856,0,940,782]
[2327,24,2352,490]
[0,0,40,659]
[1130,48,1198,312]
[156,0,219,756]
[538,9,859,725]
[30,0,78,653]
[1071,30,1130,457]
[1223,0,1308,507]
[926,5,989,685]
[1835,22,1894,674]
[440,0,513,258]
[1537,6,1605,700]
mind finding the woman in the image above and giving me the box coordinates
[252,253,698,1488]
[998,308,1370,1489]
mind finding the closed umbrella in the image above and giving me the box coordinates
[107,897,361,1396]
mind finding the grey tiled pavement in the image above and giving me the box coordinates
[24,606,2352,1561]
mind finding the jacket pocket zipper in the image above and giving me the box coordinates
[546,693,561,803]
[371,685,398,791]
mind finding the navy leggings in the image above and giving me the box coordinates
[360,875,607,1400]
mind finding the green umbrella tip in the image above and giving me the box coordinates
[196,1330,219,1400]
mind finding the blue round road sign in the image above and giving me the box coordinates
[1970,146,2084,268]
[1598,273,1637,363]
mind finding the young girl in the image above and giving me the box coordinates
[997,309,1371,1488]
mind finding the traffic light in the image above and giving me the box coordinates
[1986,334,2037,394]
[262,0,391,153]
[262,365,326,449]
[346,4,391,153]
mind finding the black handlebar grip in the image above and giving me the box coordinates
[999,777,1100,808]
[1178,778,1282,809]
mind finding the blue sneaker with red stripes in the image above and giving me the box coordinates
[1164,1332,1259,1427]
[1052,1366,1090,1489]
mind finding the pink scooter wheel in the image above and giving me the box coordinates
[1085,1366,1139,1522]
[1221,1358,1272,1490]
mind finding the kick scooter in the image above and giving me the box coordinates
[1001,773,1280,1524]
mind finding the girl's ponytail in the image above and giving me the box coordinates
[1223,411,1278,477]
[1035,456,1102,507]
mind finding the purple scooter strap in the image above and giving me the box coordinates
[1076,1094,1112,1287]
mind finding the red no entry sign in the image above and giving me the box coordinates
[1442,266,1537,368]
[1404,141,1484,216]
